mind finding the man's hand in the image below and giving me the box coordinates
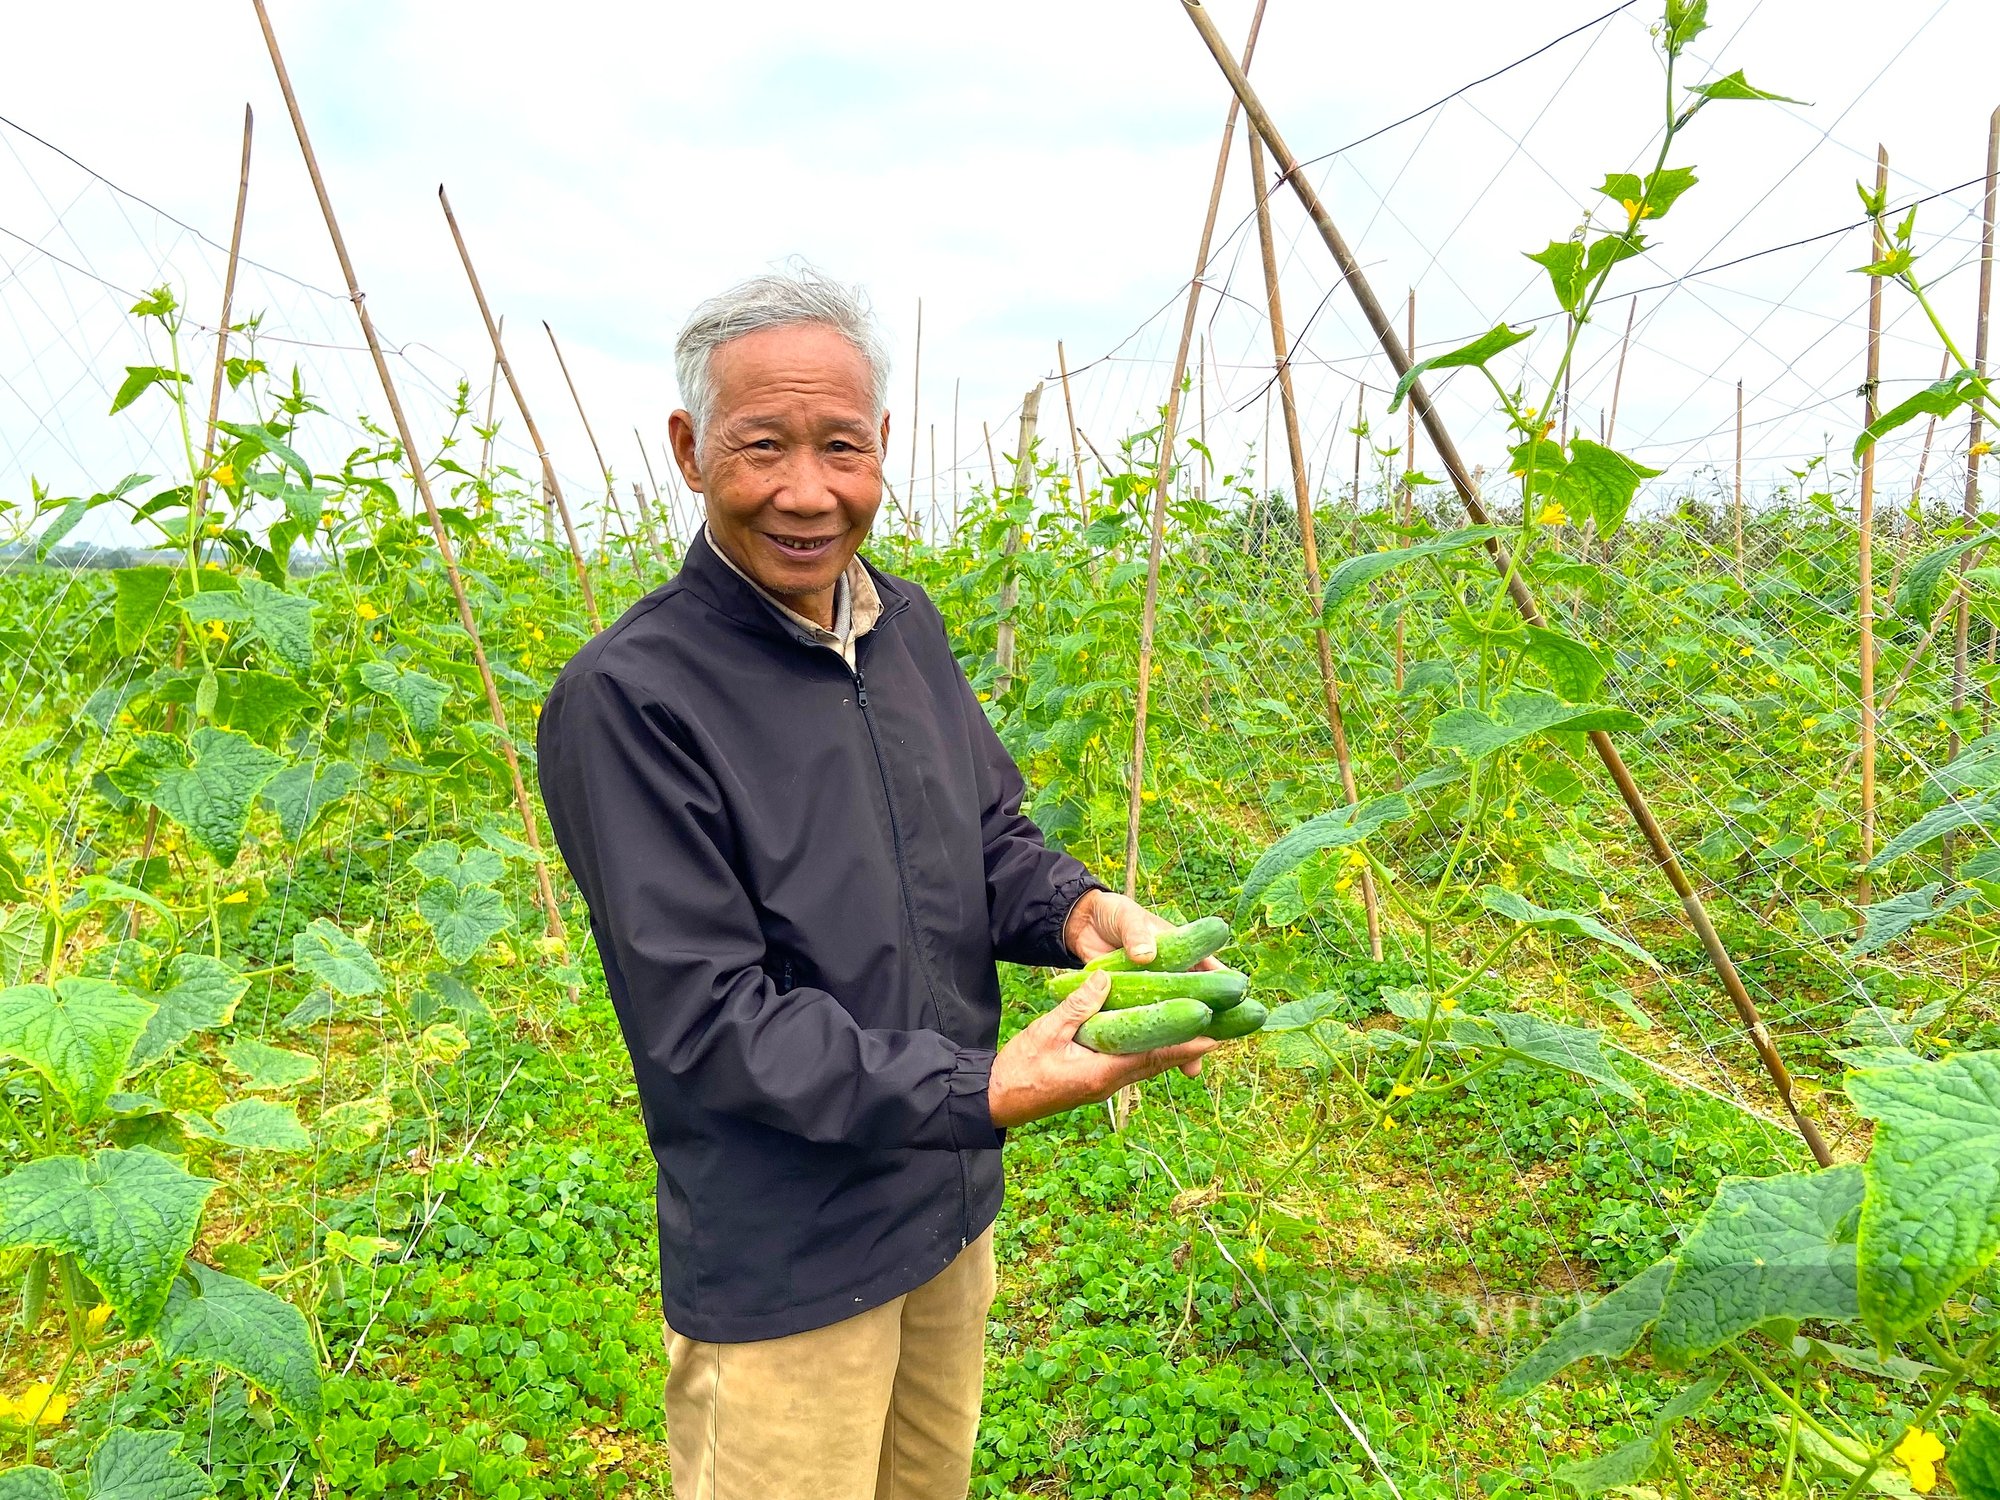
[1060,888,1224,972]
[987,972,1216,1129]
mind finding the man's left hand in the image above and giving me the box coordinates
[1061,888,1223,973]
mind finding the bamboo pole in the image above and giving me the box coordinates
[437,187,601,631]
[135,102,255,937]
[631,482,660,560]
[1058,340,1086,524]
[1123,0,1269,898]
[983,420,1000,497]
[1733,380,1746,584]
[655,438,692,543]
[1248,120,1382,957]
[1179,0,1832,1167]
[1859,149,1887,911]
[1954,109,2000,753]
[929,423,938,545]
[906,297,923,540]
[478,315,503,500]
[1198,336,1209,503]
[952,376,962,536]
[544,321,646,574]
[1606,298,1636,445]
[251,0,567,950]
[994,385,1042,694]
[1396,293,1413,698]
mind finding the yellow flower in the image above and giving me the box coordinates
[1535,502,1569,526]
[1737,644,1754,657]
[1664,656,1677,668]
[1800,716,1818,729]
[84,1303,112,1338]
[1391,1082,1415,1098]
[1379,1114,1399,1131]
[1764,674,1778,686]
[1812,834,1828,850]
[1972,440,1993,458]
[530,626,545,641]
[15,1383,68,1428]
[212,462,236,487]
[221,891,249,905]
[1622,198,1655,224]
[356,600,379,621]
[1334,876,1354,892]
[1249,1245,1269,1273]
[1140,790,1157,803]
[1895,1427,1944,1493]
[1345,849,1367,868]
[1503,804,1518,821]
[203,619,230,644]
[1438,997,1460,1014]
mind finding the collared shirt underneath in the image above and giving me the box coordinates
[704,525,881,670]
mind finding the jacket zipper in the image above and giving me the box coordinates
[849,655,977,1248]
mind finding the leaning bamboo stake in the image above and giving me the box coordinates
[1180,0,1832,1167]
[1954,109,2000,754]
[437,187,602,631]
[135,102,256,938]
[1122,0,1269,897]
[478,314,503,501]
[952,377,962,534]
[983,420,1000,497]
[994,385,1042,694]
[1606,298,1636,445]
[545,321,645,574]
[252,0,567,950]
[906,297,923,540]
[1248,121,1381,958]
[1058,341,1087,523]
[1733,380,1746,584]
[1859,150,1887,910]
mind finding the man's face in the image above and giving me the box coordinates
[669,323,888,616]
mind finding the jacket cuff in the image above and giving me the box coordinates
[945,1047,1004,1152]
[1046,869,1108,969]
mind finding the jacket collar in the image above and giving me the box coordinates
[676,526,911,648]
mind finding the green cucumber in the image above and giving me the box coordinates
[1075,998,1213,1055]
[1201,997,1268,1040]
[1047,916,1232,1000]
[1098,969,1248,1011]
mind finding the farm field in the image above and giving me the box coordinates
[3,2,2000,1498]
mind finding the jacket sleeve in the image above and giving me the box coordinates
[949,650,1106,970]
[537,666,1000,1153]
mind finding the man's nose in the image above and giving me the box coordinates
[768,451,843,513]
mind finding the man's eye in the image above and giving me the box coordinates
[751,439,779,451]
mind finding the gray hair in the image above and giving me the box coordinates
[674,265,891,445]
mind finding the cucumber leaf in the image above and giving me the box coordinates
[1233,795,1414,925]
[131,955,246,1070]
[292,918,383,997]
[84,1425,217,1500]
[156,1260,322,1433]
[1478,885,1660,970]
[1497,1256,1673,1399]
[1553,1375,1725,1495]
[0,978,155,1122]
[1321,527,1509,616]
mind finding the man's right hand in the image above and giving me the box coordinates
[986,972,1216,1130]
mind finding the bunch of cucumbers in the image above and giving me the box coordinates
[1051,916,1266,1055]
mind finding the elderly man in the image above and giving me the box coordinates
[536,268,1213,1500]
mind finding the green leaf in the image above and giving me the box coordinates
[0,1147,217,1335]
[1554,1375,1724,1495]
[1893,520,1999,619]
[84,1425,216,1500]
[213,671,316,739]
[1321,526,1509,616]
[1765,1415,1920,1496]
[210,1098,312,1153]
[1389,324,1532,412]
[157,1261,321,1434]
[1477,887,1658,970]
[259,760,360,843]
[1428,690,1643,762]
[357,660,452,739]
[109,365,191,416]
[1686,68,1805,104]
[1597,165,1699,222]
[292,918,383,997]
[1849,883,1977,955]
[1457,1009,1640,1100]
[213,418,312,485]
[1497,1257,1673,1399]
[145,727,285,867]
[1561,439,1662,536]
[221,1038,319,1092]
[316,1096,395,1150]
[1855,371,1983,463]
[1665,0,1708,54]
[131,955,246,1070]
[1848,1051,2000,1341]
[1260,992,1350,1034]
[1521,626,1609,702]
[1651,1166,1863,1365]
[410,840,505,892]
[0,907,44,987]
[415,881,512,965]
[0,978,155,1122]
[1233,796,1414,925]
[1869,794,2000,867]
[113,567,179,652]
[1949,1410,2000,1500]
[1527,240,1588,315]
[0,1466,67,1500]
[236,578,319,675]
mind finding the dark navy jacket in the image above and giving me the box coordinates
[537,531,1100,1341]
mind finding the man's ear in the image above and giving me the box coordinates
[879,410,891,455]
[668,409,705,493]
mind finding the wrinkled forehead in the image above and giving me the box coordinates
[708,325,880,426]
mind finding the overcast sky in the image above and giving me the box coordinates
[4,0,1997,548]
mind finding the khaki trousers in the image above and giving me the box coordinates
[662,1225,997,1500]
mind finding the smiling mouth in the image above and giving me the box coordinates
[763,533,841,559]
